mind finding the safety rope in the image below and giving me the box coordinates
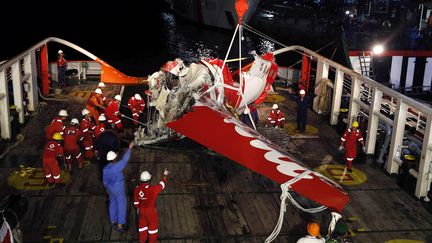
[208,24,241,103]
[242,24,305,57]
[327,212,342,237]
[265,170,327,243]
[0,134,24,160]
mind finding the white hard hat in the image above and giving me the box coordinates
[299,89,306,95]
[134,94,142,100]
[272,104,278,109]
[114,95,122,101]
[140,171,152,182]
[70,118,79,125]
[59,109,68,117]
[58,50,63,54]
[106,151,118,161]
[95,88,102,94]
[98,82,106,88]
[81,109,90,116]
[98,114,106,121]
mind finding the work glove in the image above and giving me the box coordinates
[362,146,366,153]
[163,168,170,176]
[338,146,344,151]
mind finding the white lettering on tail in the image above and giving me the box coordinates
[226,118,313,179]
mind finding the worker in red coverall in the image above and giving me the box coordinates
[42,132,64,184]
[128,94,145,125]
[134,168,170,243]
[57,50,67,87]
[46,109,68,140]
[80,109,96,160]
[105,95,123,129]
[339,121,365,172]
[63,118,84,171]
[94,114,107,140]
[86,88,105,124]
[267,104,285,128]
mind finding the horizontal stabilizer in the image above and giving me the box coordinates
[167,98,349,212]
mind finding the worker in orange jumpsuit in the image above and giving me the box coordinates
[42,132,64,184]
[80,109,96,160]
[128,94,145,125]
[267,104,285,128]
[64,118,84,171]
[134,169,170,243]
[105,95,123,129]
[94,114,107,140]
[98,82,107,104]
[86,88,105,124]
[339,121,365,172]
[46,109,68,140]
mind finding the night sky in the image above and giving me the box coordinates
[1,1,165,75]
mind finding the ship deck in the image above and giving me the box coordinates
[1,82,432,242]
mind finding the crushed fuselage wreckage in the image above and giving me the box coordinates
[134,51,349,212]
[134,51,277,145]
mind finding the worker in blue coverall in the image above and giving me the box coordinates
[295,89,309,133]
[103,141,134,232]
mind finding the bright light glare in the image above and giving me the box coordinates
[372,44,384,54]
[345,10,350,15]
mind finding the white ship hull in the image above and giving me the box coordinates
[171,0,260,29]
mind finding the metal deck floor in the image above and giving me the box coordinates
[1,83,431,242]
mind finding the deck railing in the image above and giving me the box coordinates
[275,46,432,200]
[1,39,431,201]
[0,37,98,141]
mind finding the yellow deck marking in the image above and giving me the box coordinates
[385,240,424,243]
[47,226,57,229]
[315,164,368,185]
[348,217,359,221]
[50,238,64,243]
[43,235,52,239]
[68,91,92,99]
[339,167,347,183]
[283,122,319,136]
[357,228,365,232]
[8,168,71,190]
[348,229,356,236]
[264,94,285,103]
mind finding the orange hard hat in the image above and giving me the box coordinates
[307,222,320,237]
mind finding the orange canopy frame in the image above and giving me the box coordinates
[96,58,146,85]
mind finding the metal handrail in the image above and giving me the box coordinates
[0,37,98,71]
[273,45,432,115]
